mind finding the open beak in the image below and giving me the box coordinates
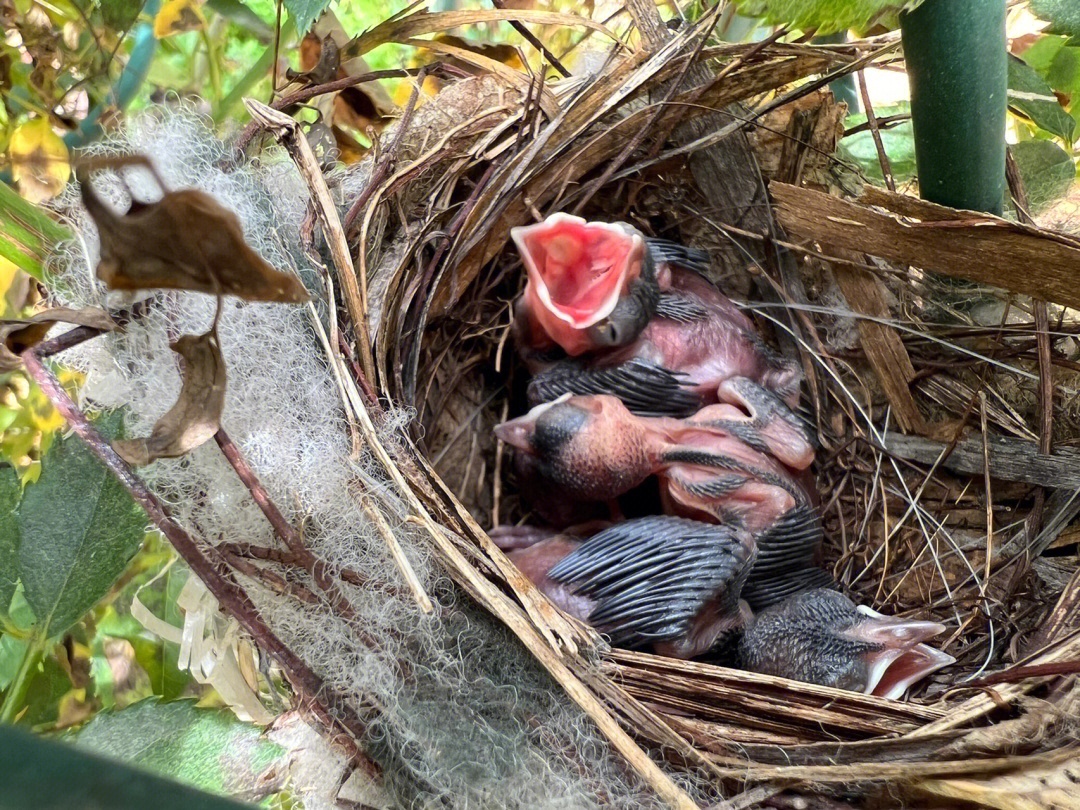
[511,214,644,353]
[845,605,955,700]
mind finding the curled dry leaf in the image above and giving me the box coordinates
[80,180,310,303]
[0,307,116,371]
[114,330,227,467]
[300,17,399,158]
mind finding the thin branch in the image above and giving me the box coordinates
[857,69,895,192]
[490,0,570,78]
[22,348,379,778]
[214,428,356,619]
[36,299,154,357]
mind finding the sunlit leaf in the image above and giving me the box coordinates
[9,118,71,204]
[70,698,287,797]
[0,257,18,307]
[1019,34,1066,73]
[282,0,331,37]
[1008,54,1077,143]
[18,410,148,638]
[837,103,917,186]
[733,0,924,34]
[1045,45,1080,96]
[153,0,207,38]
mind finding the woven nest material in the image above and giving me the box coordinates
[330,9,1080,808]
[43,6,1080,809]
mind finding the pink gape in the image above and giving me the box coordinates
[511,213,646,356]
[526,263,805,416]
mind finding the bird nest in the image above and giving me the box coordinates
[41,6,1080,809]
[341,11,1080,809]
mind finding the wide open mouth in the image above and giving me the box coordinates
[865,643,956,700]
[852,604,956,699]
[511,213,644,328]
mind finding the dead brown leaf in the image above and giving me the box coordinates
[114,329,227,466]
[304,14,398,149]
[0,306,116,371]
[80,180,310,303]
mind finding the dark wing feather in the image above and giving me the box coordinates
[527,358,702,417]
[655,292,709,323]
[743,506,831,611]
[645,238,711,275]
[547,516,754,648]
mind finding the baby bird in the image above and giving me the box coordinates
[738,588,955,699]
[527,263,803,417]
[511,214,711,362]
[496,516,756,659]
[495,391,830,609]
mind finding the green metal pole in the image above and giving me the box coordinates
[900,0,1007,214]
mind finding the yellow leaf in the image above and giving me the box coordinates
[9,118,70,204]
[153,0,206,38]
[0,257,16,300]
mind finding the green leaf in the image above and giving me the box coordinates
[1020,35,1067,73]
[1008,54,1077,143]
[1012,140,1076,215]
[205,0,273,40]
[1031,0,1080,37]
[17,411,148,638]
[0,635,29,691]
[838,103,917,186]
[99,0,144,31]
[70,698,287,798]
[3,723,257,810]
[95,557,194,701]
[17,649,73,727]
[282,0,331,36]
[0,181,71,245]
[1046,46,1080,96]
[0,465,20,614]
[733,0,923,34]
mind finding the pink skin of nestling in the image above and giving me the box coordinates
[494,392,811,533]
[583,265,803,410]
[511,213,646,357]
